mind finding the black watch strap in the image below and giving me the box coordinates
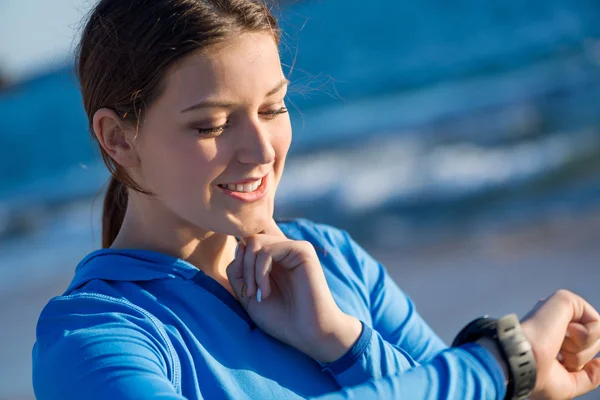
[452,314,536,400]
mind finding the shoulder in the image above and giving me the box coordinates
[34,291,175,360]
[33,292,178,394]
[35,291,164,339]
[32,292,181,399]
[34,291,176,373]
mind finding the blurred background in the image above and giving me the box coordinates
[1,0,600,398]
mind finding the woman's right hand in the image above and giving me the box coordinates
[520,289,600,399]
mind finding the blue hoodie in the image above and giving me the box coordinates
[32,218,506,399]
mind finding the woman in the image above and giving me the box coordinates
[32,0,600,399]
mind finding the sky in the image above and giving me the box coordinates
[0,0,92,82]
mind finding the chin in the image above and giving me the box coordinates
[226,213,272,236]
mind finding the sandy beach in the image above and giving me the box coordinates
[2,206,600,399]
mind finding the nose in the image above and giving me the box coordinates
[236,118,276,165]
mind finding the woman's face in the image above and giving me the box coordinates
[130,32,291,236]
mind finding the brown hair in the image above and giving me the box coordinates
[75,0,281,248]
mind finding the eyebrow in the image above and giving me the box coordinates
[180,78,290,113]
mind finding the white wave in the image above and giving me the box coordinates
[277,129,600,212]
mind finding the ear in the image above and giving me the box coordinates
[92,108,140,168]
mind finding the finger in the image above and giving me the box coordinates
[267,240,315,270]
[241,225,286,247]
[571,357,600,397]
[242,238,258,298]
[575,297,600,326]
[561,322,587,353]
[527,290,599,337]
[560,340,600,372]
[254,249,272,300]
[226,243,249,307]
[562,322,598,352]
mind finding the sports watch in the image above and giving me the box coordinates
[451,313,537,400]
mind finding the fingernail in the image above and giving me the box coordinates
[257,288,262,303]
[557,352,564,362]
[565,330,572,338]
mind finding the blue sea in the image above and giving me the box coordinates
[1,0,600,292]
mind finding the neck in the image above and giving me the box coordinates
[110,196,239,293]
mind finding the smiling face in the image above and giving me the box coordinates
[127,32,291,237]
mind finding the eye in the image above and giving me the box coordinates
[259,107,288,119]
[196,122,229,137]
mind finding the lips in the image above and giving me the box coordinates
[218,177,263,193]
[217,172,269,202]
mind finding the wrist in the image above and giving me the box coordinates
[310,314,362,363]
[453,314,537,400]
[518,320,542,396]
[476,337,509,387]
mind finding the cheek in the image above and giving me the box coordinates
[268,124,291,190]
[273,117,292,157]
[139,136,219,198]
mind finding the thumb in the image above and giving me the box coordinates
[226,242,250,308]
[572,358,600,397]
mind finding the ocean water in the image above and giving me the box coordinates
[1,1,600,292]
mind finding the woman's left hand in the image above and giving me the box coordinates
[226,218,362,363]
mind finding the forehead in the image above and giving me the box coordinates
[163,32,284,106]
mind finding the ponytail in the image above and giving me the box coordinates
[102,175,128,248]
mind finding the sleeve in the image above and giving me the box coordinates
[311,342,507,399]
[317,320,417,386]
[342,228,448,363]
[316,229,450,387]
[314,226,505,397]
[32,294,189,400]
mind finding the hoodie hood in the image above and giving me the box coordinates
[64,248,205,295]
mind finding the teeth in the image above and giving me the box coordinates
[221,178,262,193]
